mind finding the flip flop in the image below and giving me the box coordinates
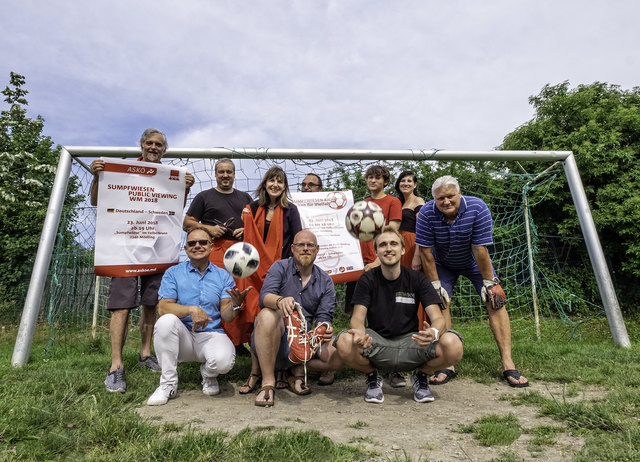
[287,374,311,395]
[255,385,275,407]
[429,369,458,385]
[502,369,530,388]
[238,373,261,394]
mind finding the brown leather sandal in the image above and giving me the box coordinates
[286,374,311,395]
[255,385,275,407]
[238,373,261,394]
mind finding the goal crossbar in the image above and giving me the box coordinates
[10,147,630,367]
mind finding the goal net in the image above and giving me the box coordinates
[36,149,611,353]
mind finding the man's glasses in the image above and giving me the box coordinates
[292,243,317,249]
[186,239,210,247]
[300,182,319,188]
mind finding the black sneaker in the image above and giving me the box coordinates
[138,354,161,372]
[411,370,435,403]
[364,370,384,403]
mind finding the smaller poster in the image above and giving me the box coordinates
[291,190,363,283]
[94,159,187,277]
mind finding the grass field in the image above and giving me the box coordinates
[1,316,639,461]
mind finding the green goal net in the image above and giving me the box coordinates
[40,153,606,351]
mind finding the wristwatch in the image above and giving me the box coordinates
[232,305,242,312]
[431,327,439,342]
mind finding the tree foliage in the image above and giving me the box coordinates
[0,72,81,319]
[500,81,640,311]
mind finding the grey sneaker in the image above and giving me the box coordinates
[364,370,384,404]
[388,371,407,388]
[147,384,176,406]
[105,366,126,393]
[138,354,161,372]
[412,370,435,403]
[202,377,220,396]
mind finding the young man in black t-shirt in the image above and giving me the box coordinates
[336,227,464,403]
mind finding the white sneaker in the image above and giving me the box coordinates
[146,384,176,406]
[202,377,220,396]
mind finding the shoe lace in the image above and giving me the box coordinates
[367,373,381,389]
[415,372,429,388]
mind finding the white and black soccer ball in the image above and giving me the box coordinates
[345,200,386,242]
[223,242,260,278]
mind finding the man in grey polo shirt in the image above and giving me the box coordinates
[251,229,340,407]
[416,175,529,388]
[336,227,463,404]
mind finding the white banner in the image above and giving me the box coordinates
[94,159,187,277]
[291,190,363,283]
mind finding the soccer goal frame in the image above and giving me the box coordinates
[11,146,630,367]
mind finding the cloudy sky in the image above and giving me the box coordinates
[2,0,639,152]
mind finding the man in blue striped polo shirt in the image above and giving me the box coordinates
[415,175,529,388]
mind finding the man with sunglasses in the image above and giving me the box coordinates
[184,158,252,358]
[147,226,252,406]
[251,230,340,407]
[90,128,195,393]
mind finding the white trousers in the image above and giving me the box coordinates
[154,313,235,388]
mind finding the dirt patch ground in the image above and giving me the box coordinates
[138,376,588,461]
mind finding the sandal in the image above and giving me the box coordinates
[255,385,275,407]
[275,369,288,389]
[502,369,530,388]
[429,369,458,385]
[238,373,261,394]
[286,374,311,395]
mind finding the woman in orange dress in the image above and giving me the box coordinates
[231,166,302,394]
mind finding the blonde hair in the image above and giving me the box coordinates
[373,226,405,250]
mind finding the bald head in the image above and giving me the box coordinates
[291,229,319,267]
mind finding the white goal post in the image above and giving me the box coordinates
[11,147,630,367]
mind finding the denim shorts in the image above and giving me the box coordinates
[436,260,496,299]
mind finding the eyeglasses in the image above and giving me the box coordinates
[300,182,319,188]
[292,243,317,249]
[186,239,210,247]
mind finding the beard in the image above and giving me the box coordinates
[296,254,314,267]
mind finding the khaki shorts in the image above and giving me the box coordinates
[362,328,463,373]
